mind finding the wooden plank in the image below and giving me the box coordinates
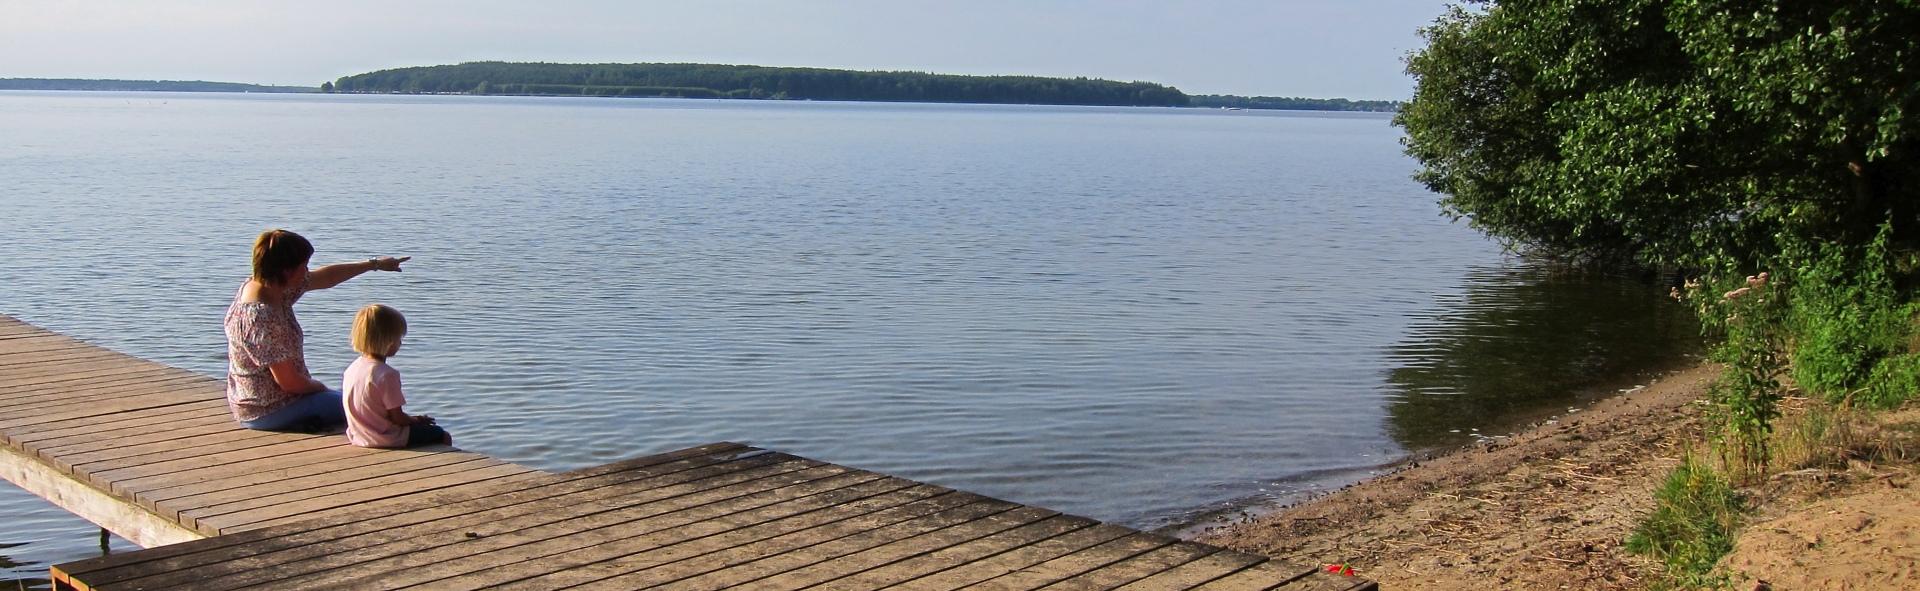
[575,491,989,590]
[1272,570,1368,591]
[0,368,199,400]
[0,364,195,393]
[55,443,751,584]
[422,478,931,589]
[0,441,201,549]
[0,356,156,382]
[1036,541,1222,590]
[748,505,1060,591]
[0,390,214,432]
[57,429,308,477]
[103,440,379,497]
[4,398,225,440]
[1109,550,1266,591]
[46,429,290,475]
[199,465,549,536]
[0,337,92,356]
[65,431,320,476]
[0,366,196,398]
[0,323,45,337]
[0,397,222,443]
[157,458,830,591]
[0,330,63,340]
[0,329,70,341]
[189,461,540,535]
[888,523,1138,591]
[136,449,470,514]
[77,451,783,589]
[1189,560,1324,591]
[0,339,91,358]
[494,484,961,590]
[227,445,764,533]
[30,415,251,458]
[0,375,214,416]
[150,451,481,513]
[320,469,898,589]
[0,372,209,410]
[11,403,232,447]
[0,346,131,368]
[826,514,1099,590]
[83,436,346,488]
[965,532,1180,591]
[0,360,190,389]
[648,499,1021,591]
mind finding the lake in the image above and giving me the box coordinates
[0,91,1697,585]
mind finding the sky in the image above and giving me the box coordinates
[0,1,1454,100]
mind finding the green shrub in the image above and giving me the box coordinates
[1863,352,1920,407]
[1627,456,1745,588]
[1784,223,1917,402]
[1687,272,1788,474]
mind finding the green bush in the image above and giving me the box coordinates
[1687,272,1788,474]
[1784,223,1918,403]
[1863,352,1920,407]
[1627,456,1744,588]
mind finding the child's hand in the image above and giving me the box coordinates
[413,414,436,426]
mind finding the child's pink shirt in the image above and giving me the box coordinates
[342,356,409,448]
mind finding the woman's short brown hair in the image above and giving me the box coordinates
[351,304,408,359]
[251,229,314,285]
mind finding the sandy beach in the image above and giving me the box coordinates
[1198,364,1714,589]
[1198,361,1920,590]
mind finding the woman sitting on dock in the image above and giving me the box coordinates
[223,229,408,431]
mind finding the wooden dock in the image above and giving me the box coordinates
[0,315,1374,590]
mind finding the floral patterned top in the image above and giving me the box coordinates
[223,278,310,422]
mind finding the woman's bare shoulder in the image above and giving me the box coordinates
[235,279,270,304]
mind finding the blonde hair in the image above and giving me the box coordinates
[351,304,408,360]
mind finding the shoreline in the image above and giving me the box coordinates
[1195,362,1722,589]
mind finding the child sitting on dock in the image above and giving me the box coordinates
[342,303,452,448]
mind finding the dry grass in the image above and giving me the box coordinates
[1771,397,1920,472]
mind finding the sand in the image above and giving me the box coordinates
[1196,363,1920,590]
[1196,364,1719,589]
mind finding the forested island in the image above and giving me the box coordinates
[327,62,1190,106]
[0,66,1402,112]
[0,78,313,93]
[326,62,1401,111]
[1190,94,1399,112]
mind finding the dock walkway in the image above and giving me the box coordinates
[0,315,1373,590]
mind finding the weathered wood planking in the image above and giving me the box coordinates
[0,317,548,547]
[55,443,1373,591]
[5,316,1374,590]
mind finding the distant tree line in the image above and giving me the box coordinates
[0,78,313,93]
[328,62,1191,107]
[1190,94,1400,112]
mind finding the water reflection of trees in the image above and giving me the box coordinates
[2,543,49,590]
[1384,267,1699,450]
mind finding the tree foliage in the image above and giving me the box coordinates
[1189,94,1401,112]
[1397,1,1919,269]
[331,62,1191,107]
[0,78,313,93]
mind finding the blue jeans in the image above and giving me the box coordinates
[239,389,346,432]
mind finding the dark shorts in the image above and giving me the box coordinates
[407,424,451,447]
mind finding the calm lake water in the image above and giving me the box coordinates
[0,91,1697,584]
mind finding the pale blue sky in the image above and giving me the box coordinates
[0,1,1452,99]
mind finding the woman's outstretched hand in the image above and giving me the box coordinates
[373,256,411,272]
